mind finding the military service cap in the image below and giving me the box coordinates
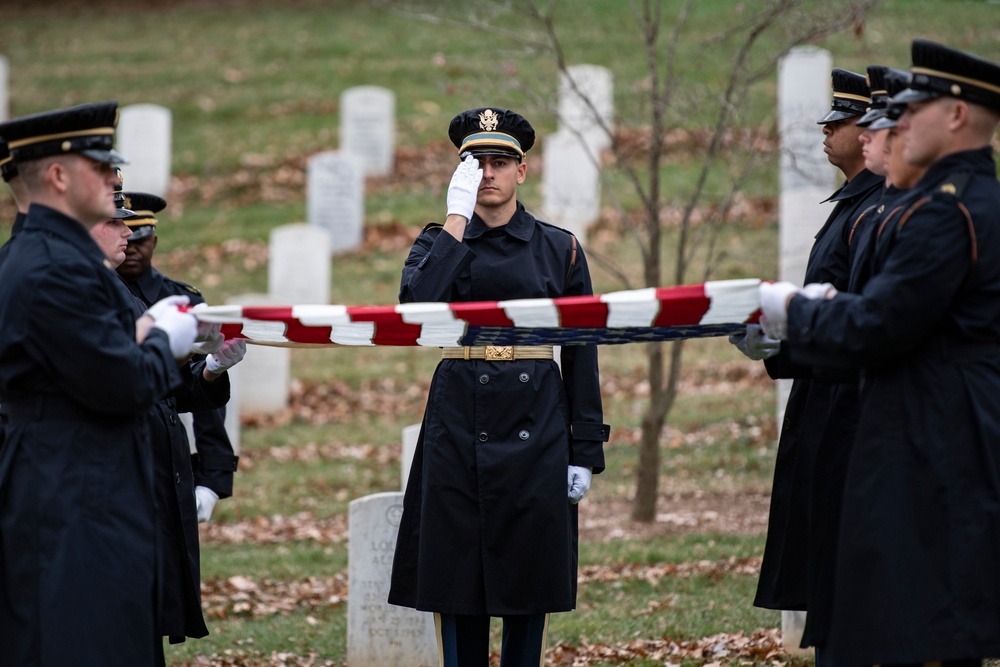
[892,39,1000,112]
[0,138,16,183]
[0,101,127,165]
[869,69,913,131]
[111,166,135,219]
[448,107,535,161]
[818,68,870,124]
[855,65,891,128]
[122,192,167,241]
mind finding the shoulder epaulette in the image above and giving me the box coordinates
[934,171,974,199]
[422,222,444,232]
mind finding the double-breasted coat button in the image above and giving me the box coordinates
[174,472,181,484]
[478,432,489,442]
[169,414,177,425]
[479,374,490,384]
[519,430,530,440]
[519,372,529,382]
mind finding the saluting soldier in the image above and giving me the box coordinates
[0,102,199,667]
[115,190,243,659]
[760,39,1000,666]
[732,69,884,639]
[388,107,610,667]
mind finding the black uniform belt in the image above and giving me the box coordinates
[3,395,103,422]
[441,345,554,361]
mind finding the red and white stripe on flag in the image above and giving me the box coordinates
[192,279,761,347]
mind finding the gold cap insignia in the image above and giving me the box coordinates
[123,195,132,209]
[479,109,499,132]
[117,169,124,186]
[940,183,957,194]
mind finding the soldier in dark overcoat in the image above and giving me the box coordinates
[0,102,200,667]
[732,69,883,622]
[388,107,610,667]
[760,39,1000,666]
[116,192,242,652]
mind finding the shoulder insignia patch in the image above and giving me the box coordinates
[183,283,202,296]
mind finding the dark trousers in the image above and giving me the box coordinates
[434,612,549,667]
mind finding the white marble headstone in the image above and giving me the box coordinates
[268,223,331,305]
[348,492,437,667]
[542,130,600,239]
[776,46,835,431]
[0,56,8,121]
[401,423,421,492]
[225,293,290,415]
[307,150,365,255]
[117,104,172,196]
[340,86,395,177]
[558,64,613,155]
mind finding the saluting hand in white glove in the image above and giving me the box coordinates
[446,154,483,221]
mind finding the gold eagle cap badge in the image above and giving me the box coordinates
[123,195,132,209]
[479,109,499,132]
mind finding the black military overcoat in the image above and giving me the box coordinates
[125,266,236,641]
[755,169,882,610]
[388,203,609,615]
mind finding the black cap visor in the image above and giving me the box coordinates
[126,224,156,241]
[890,86,941,106]
[868,115,898,131]
[817,108,863,124]
[81,148,129,165]
[855,107,888,127]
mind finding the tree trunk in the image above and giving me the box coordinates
[631,338,683,521]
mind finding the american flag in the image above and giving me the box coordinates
[193,279,760,348]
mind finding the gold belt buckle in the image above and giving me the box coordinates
[485,345,514,361]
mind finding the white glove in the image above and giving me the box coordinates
[728,323,781,360]
[194,485,219,523]
[446,154,483,220]
[801,282,837,300]
[150,306,199,359]
[758,281,800,340]
[190,331,225,356]
[145,294,190,321]
[206,338,247,375]
[567,465,593,504]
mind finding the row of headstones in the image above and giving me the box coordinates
[0,52,612,251]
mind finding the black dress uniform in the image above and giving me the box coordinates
[787,39,1000,665]
[754,68,883,612]
[118,194,238,646]
[389,202,609,615]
